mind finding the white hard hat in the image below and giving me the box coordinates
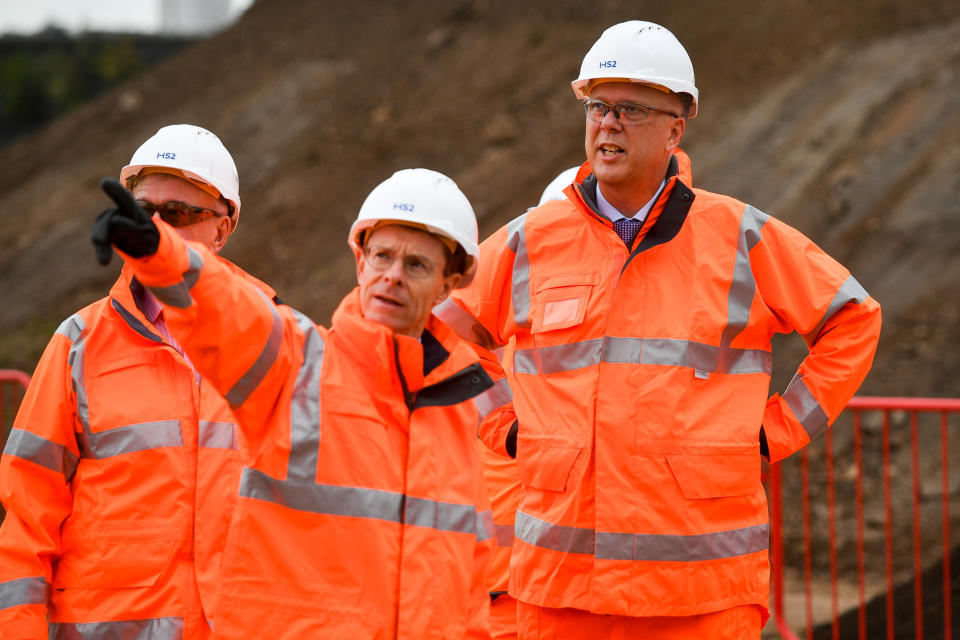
[349,168,479,288]
[538,167,580,206]
[120,124,242,232]
[571,21,699,118]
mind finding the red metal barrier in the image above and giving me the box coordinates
[0,369,30,449]
[0,370,30,522]
[769,397,960,640]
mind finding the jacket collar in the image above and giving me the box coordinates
[109,255,278,345]
[108,264,164,343]
[331,288,491,398]
[566,153,696,263]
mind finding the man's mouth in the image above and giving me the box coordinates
[373,294,403,308]
[598,143,624,157]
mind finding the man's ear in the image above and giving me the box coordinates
[666,116,686,150]
[208,217,232,254]
[354,248,366,285]
[433,272,462,306]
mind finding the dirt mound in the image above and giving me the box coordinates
[1,0,957,384]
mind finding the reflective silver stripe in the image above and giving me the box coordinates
[240,467,403,521]
[514,337,771,376]
[147,246,204,309]
[475,377,513,418]
[595,523,769,561]
[433,299,498,349]
[80,420,183,459]
[55,314,85,343]
[515,510,595,555]
[198,421,237,449]
[495,523,515,548]
[506,214,532,328]
[783,373,830,439]
[239,468,488,538]
[405,496,478,536]
[225,290,284,408]
[3,429,78,478]
[49,616,184,640]
[804,275,869,345]
[0,576,48,610]
[633,338,771,375]
[513,348,538,375]
[541,338,603,374]
[477,509,495,542]
[719,206,768,348]
[287,309,325,482]
[516,511,768,562]
[68,327,92,446]
[635,338,712,369]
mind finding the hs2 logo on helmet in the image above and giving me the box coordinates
[392,202,415,212]
[599,60,617,69]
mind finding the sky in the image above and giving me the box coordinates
[0,0,255,35]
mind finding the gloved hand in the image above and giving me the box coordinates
[91,177,160,265]
[506,420,519,459]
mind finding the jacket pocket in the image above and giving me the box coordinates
[531,273,600,333]
[54,539,178,589]
[517,436,583,492]
[665,451,759,499]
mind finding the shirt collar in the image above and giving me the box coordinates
[596,178,666,223]
[131,279,163,324]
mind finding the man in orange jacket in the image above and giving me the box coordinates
[435,21,882,640]
[91,168,509,638]
[0,125,278,638]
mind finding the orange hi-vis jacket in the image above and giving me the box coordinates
[123,222,505,639]
[478,442,521,639]
[0,261,274,639]
[438,154,882,619]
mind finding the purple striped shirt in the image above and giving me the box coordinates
[133,285,201,385]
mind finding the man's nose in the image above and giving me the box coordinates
[384,257,407,282]
[600,108,622,130]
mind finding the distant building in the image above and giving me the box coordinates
[160,0,233,35]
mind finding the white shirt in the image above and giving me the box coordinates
[596,178,666,223]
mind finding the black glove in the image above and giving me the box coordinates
[759,426,770,460]
[506,420,519,459]
[91,177,160,265]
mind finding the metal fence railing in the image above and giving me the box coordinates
[0,369,30,451]
[769,397,960,640]
[0,369,31,522]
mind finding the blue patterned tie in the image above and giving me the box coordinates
[613,217,642,246]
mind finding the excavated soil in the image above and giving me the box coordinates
[1,1,958,637]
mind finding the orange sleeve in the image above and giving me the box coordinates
[751,215,882,462]
[442,222,523,456]
[0,326,82,638]
[120,220,302,455]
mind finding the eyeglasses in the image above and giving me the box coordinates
[364,245,440,280]
[582,98,680,124]
[135,200,228,227]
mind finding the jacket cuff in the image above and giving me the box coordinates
[761,395,812,464]
[117,219,194,288]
